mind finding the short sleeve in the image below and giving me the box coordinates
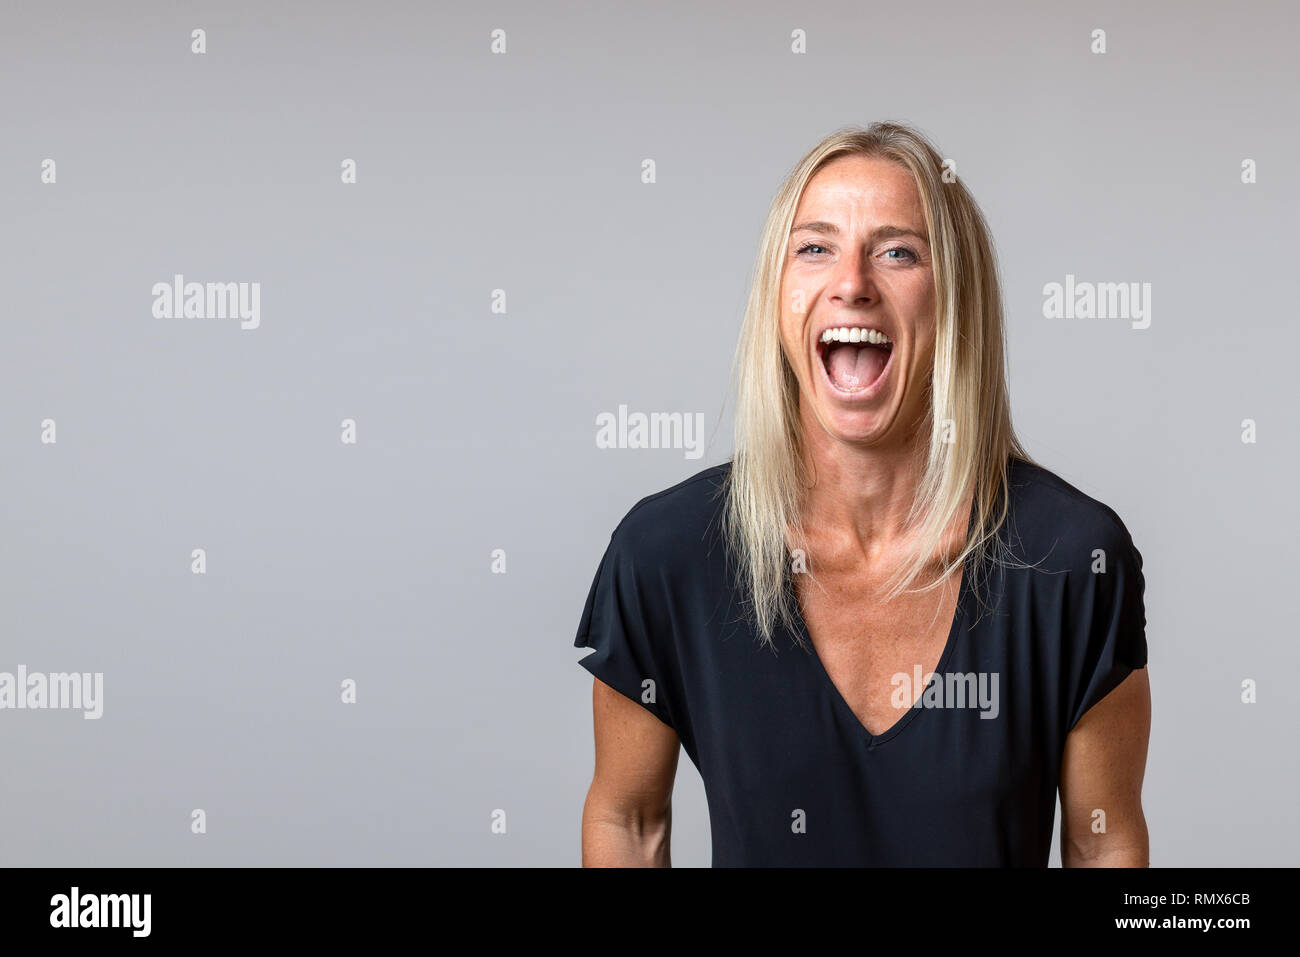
[574,527,682,733]
[1065,525,1149,734]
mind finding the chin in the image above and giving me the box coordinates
[818,407,891,446]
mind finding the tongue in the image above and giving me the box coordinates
[826,342,889,391]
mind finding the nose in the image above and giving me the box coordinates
[827,246,879,307]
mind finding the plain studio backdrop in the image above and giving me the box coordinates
[0,0,1296,866]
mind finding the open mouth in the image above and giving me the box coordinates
[816,327,893,395]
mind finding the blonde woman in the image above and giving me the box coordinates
[575,122,1151,867]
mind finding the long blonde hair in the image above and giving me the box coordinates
[722,121,1038,650]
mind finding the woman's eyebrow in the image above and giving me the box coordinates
[790,221,928,243]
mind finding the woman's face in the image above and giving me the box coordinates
[779,154,937,449]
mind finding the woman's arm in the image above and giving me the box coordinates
[580,677,681,867]
[1058,667,1152,866]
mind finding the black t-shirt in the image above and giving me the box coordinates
[574,456,1149,866]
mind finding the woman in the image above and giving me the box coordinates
[574,122,1151,867]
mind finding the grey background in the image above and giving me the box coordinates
[1,0,1295,866]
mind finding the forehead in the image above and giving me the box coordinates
[794,154,923,221]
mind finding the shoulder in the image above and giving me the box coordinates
[1002,456,1142,575]
[1005,460,1151,740]
[607,462,732,567]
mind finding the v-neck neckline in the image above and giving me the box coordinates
[791,502,978,749]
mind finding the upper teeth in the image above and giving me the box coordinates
[820,327,891,345]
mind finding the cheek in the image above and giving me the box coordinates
[783,271,819,320]
[777,318,801,372]
[910,272,936,315]
[889,275,937,342]
[777,304,811,366]
[784,278,813,320]
[776,281,803,358]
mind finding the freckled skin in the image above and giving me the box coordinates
[796,502,971,739]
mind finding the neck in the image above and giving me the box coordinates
[795,404,939,566]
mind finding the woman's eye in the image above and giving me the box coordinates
[795,242,917,261]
